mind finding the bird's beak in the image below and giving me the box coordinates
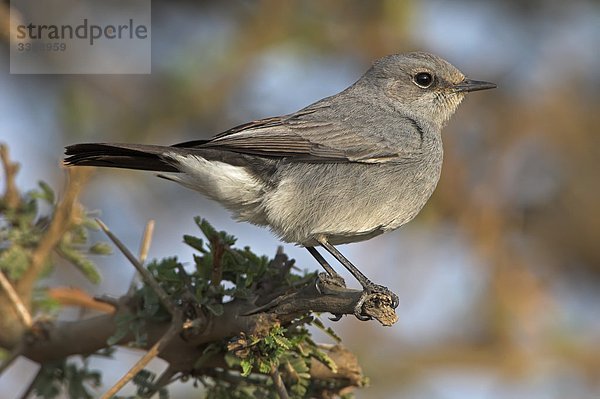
[454,78,497,93]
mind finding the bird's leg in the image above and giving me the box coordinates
[306,246,346,321]
[316,235,400,319]
[306,246,346,288]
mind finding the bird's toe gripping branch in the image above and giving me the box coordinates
[354,285,399,326]
[315,273,399,326]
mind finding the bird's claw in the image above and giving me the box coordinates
[353,283,399,322]
[354,310,372,321]
[364,282,399,309]
[329,313,343,322]
[315,273,398,324]
[315,272,346,294]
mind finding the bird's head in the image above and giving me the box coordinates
[361,52,496,129]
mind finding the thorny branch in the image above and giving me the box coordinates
[0,270,31,327]
[138,219,155,265]
[271,365,290,399]
[128,219,155,296]
[97,220,184,398]
[16,167,91,301]
[210,234,225,287]
[100,323,182,399]
[96,218,179,318]
[0,160,91,348]
[14,240,369,395]
[48,287,116,314]
[0,143,20,210]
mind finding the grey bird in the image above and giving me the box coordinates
[65,52,496,320]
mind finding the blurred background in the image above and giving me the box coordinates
[1,0,599,398]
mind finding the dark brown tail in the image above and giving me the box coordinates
[64,143,179,172]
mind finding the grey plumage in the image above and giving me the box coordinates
[65,52,496,317]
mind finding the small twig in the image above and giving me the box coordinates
[100,323,181,399]
[0,143,20,209]
[138,219,155,264]
[0,270,32,327]
[128,219,156,296]
[49,287,115,314]
[93,294,120,308]
[17,167,90,299]
[96,219,178,317]
[270,365,289,399]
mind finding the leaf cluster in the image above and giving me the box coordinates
[106,217,350,398]
[220,321,340,398]
[31,349,114,399]
[0,181,109,287]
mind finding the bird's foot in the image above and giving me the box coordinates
[353,283,399,326]
[315,273,346,322]
[315,272,346,292]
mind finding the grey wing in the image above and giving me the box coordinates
[174,104,424,164]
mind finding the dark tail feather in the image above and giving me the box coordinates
[64,143,179,172]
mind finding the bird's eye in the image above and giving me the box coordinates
[414,72,434,88]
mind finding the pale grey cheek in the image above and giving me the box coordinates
[435,95,464,126]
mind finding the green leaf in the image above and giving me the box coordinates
[183,234,206,253]
[258,361,272,374]
[194,217,237,248]
[224,352,240,368]
[32,181,55,204]
[312,348,338,374]
[272,335,291,350]
[0,245,30,279]
[140,288,160,317]
[88,242,112,255]
[194,217,218,240]
[68,225,89,245]
[34,361,66,399]
[240,359,253,377]
[81,217,101,231]
[290,381,308,397]
[312,317,342,343]
[56,243,102,284]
